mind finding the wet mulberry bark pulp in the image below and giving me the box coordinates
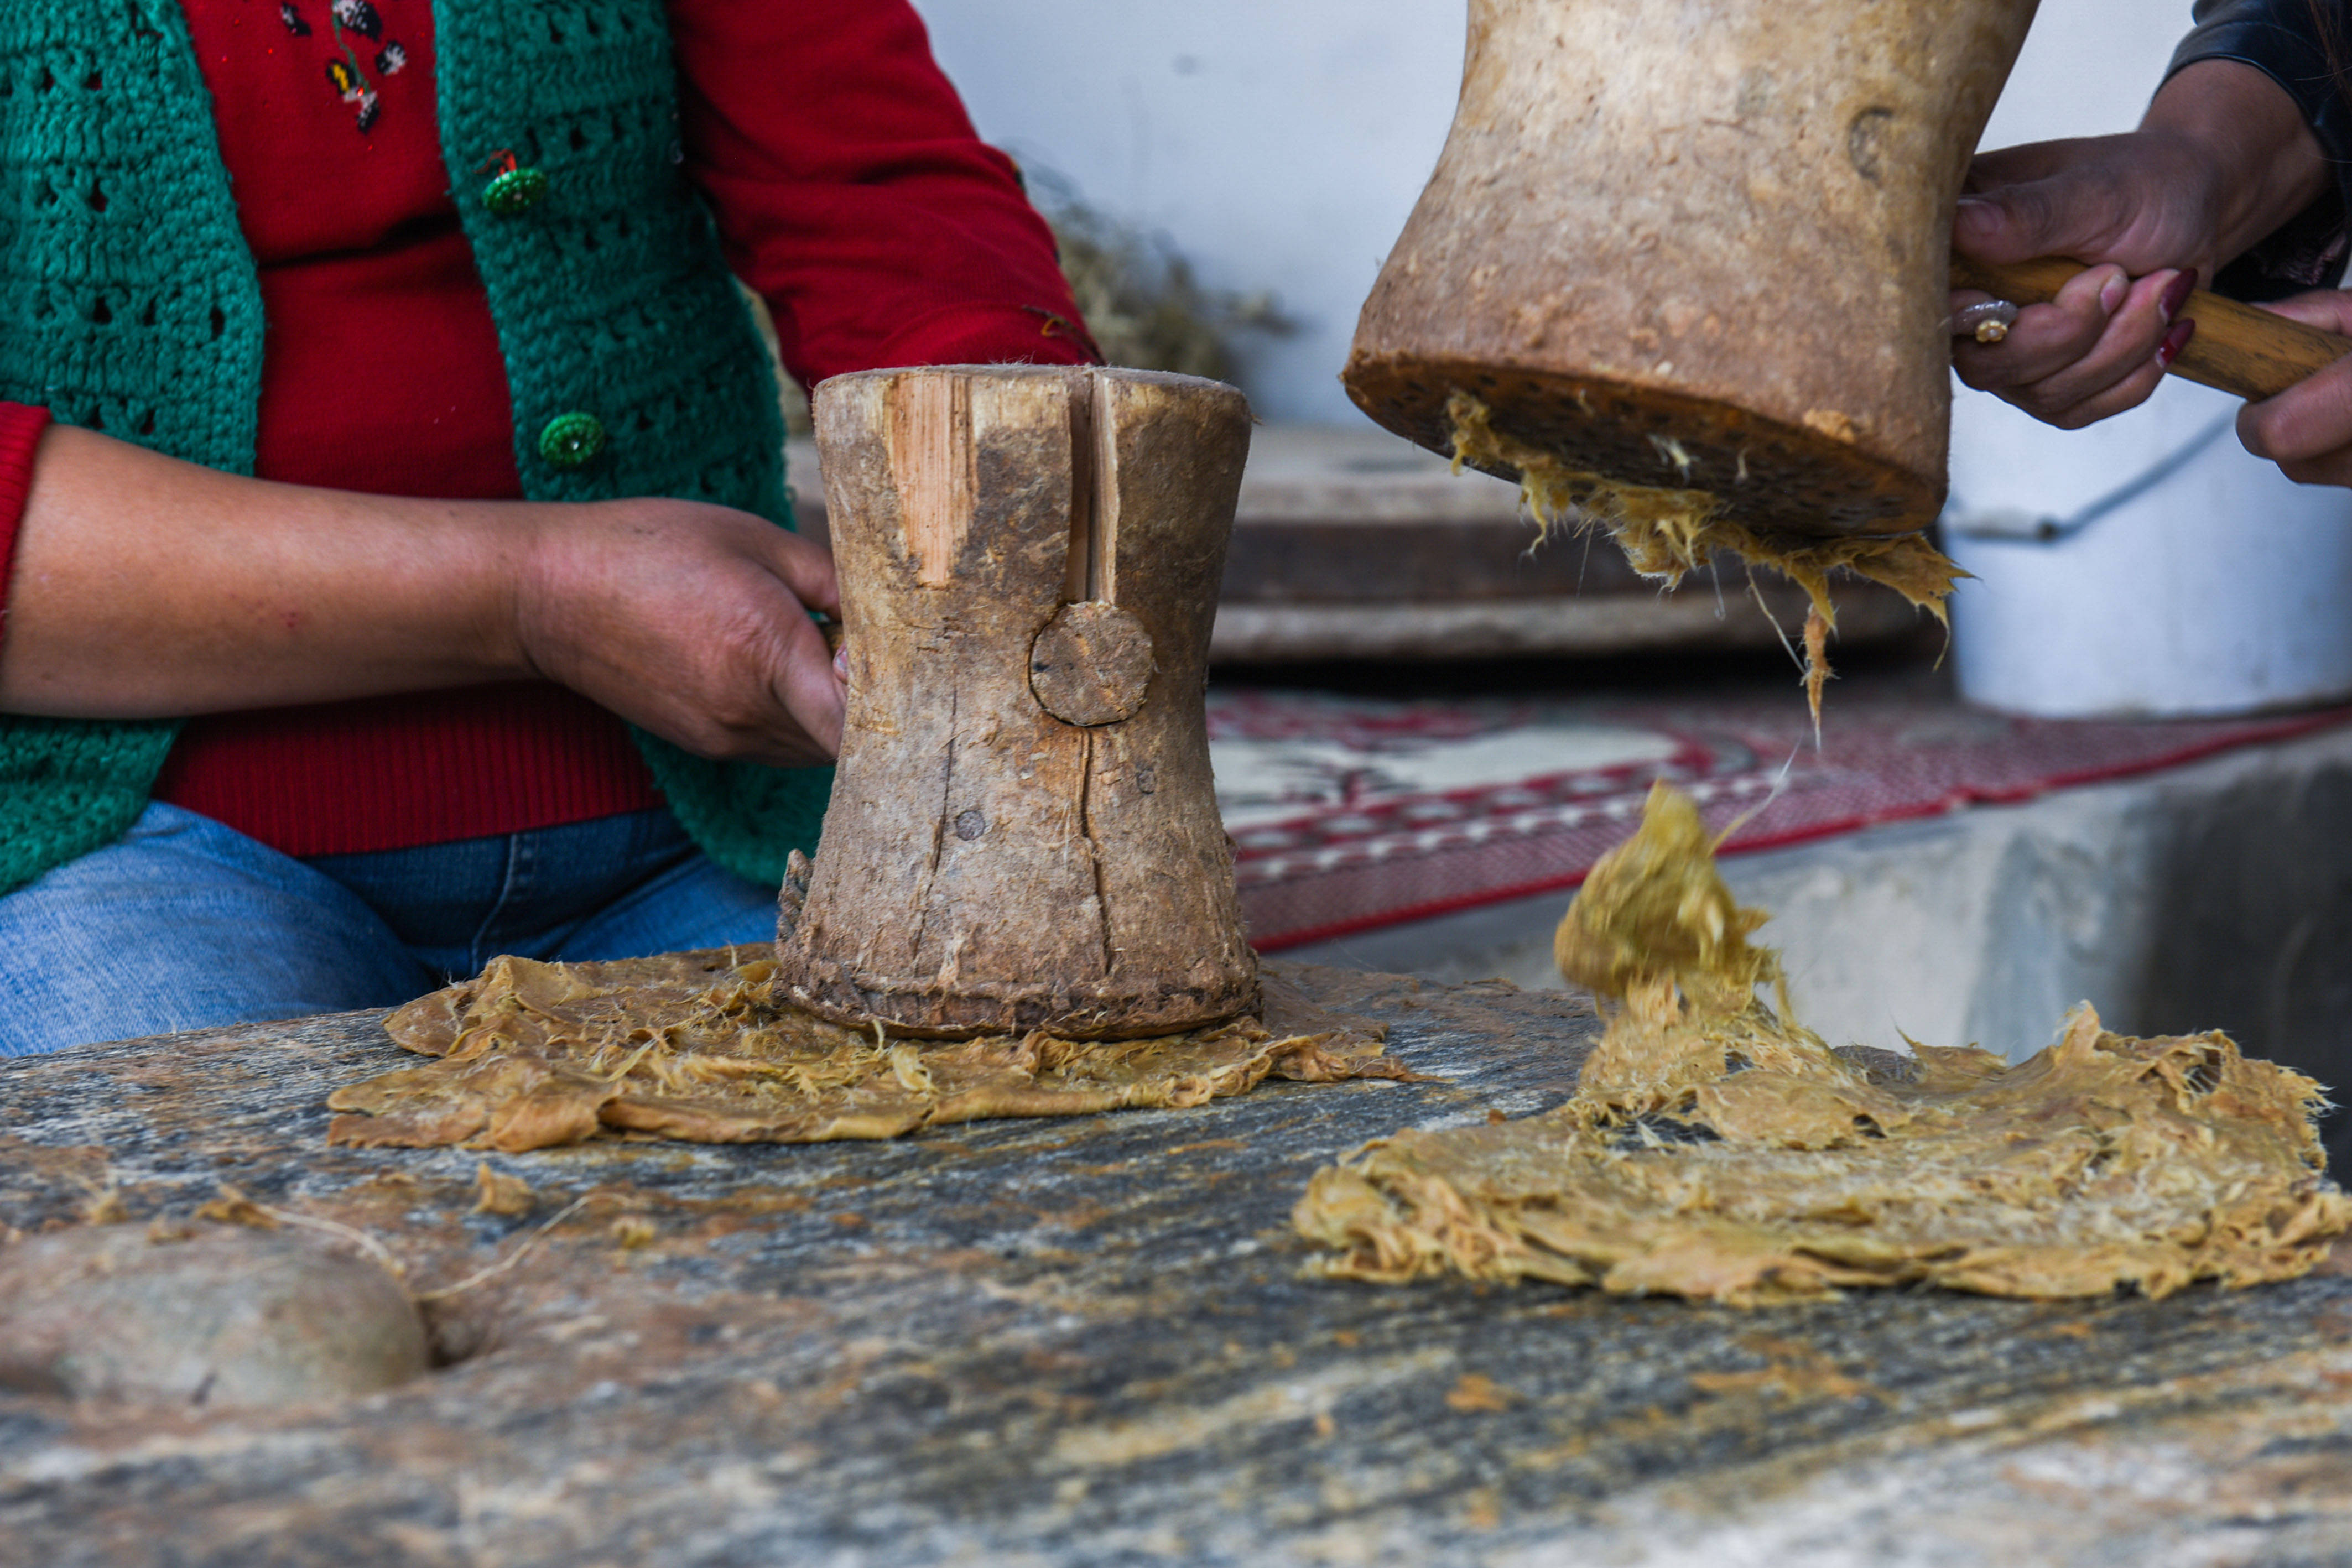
[325,368,1414,1153]
[1445,395,1963,726]
[325,951,1404,1152]
[1343,0,2041,721]
[1294,784,2352,1304]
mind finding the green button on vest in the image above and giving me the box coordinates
[483,165,550,216]
[538,411,606,468]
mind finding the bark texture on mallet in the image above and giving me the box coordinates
[776,365,1257,1039]
[1345,0,2037,538]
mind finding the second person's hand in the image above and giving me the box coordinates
[1949,58,2328,432]
[2236,290,2352,487]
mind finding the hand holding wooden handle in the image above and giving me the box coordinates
[1951,255,2352,402]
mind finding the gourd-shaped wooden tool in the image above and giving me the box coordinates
[776,365,1258,1039]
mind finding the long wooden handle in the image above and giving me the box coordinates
[1950,254,2352,402]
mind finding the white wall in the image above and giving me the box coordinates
[908,0,1463,424]
[1978,0,2181,146]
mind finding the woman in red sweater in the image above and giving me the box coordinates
[0,0,1094,1053]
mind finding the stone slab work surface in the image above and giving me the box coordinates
[3,965,2350,1566]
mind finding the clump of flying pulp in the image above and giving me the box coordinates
[1446,393,1964,730]
[1294,783,2352,1305]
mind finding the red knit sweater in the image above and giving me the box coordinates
[0,0,1090,857]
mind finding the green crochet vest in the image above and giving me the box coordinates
[0,0,829,896]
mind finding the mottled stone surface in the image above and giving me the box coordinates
[2,965,2349,1566]
[0,1227,428,1408]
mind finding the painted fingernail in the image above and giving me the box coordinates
[2156,317,2196,369]
[2157,267,2199,324]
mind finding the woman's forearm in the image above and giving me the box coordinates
[0,421,846,765]
[2142,58,2329,269]
[0,423,534,718]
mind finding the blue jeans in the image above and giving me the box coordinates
[0,803,780,1056]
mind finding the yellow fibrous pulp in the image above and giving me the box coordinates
[1446,393,1964,726]
[1295,783,2352,1305]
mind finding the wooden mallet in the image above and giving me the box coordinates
[1344,0,2352,541]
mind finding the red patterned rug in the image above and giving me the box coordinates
[1210,686,2352,950]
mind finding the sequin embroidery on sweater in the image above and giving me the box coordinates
[278,0,414,133]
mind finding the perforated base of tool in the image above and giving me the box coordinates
[1342,352,1940,538]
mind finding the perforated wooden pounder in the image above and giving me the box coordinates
[775,365,1258,1039]
[1345,0,2039,538]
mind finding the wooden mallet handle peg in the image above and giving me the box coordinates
[1952,254,2352,402]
